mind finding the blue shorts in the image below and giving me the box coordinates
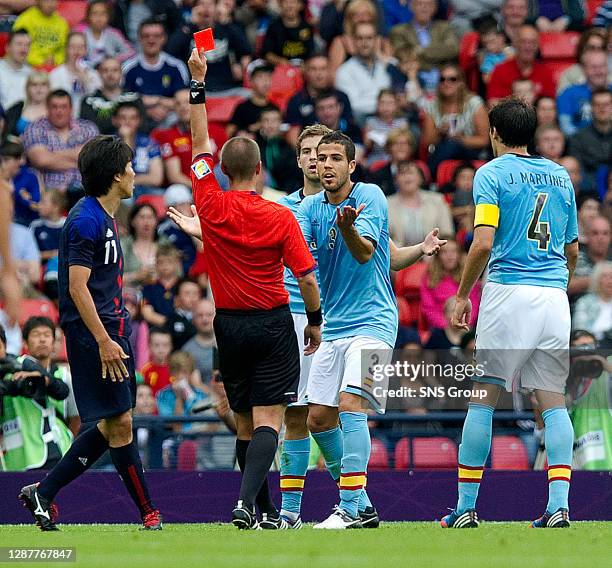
[64,321,136,423]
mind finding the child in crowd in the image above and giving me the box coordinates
[512,79,536,105]
[29,189,67,263]
[141,328,173,396]
[393,47,425,108]
[364,89,409,166]
[478,25,511,84]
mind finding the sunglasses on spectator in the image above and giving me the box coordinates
[440,76,459,83]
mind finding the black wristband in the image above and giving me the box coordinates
[306,307,323,327]
[189,83,206,105]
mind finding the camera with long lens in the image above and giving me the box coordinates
[569,343,605,379]
[0,356,50,398]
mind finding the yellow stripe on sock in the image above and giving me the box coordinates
[280,477,305,490]
[548,467,571,482]
[340,474,366,489]
[458,467,484,480]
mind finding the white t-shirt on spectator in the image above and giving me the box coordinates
[49,64,102,118]
[0,59,32,110]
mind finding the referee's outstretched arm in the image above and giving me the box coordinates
[187,48,212,159]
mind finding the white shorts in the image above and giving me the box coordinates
[307,336,393,413]
[474,282,570,394]
[289,313,313,406]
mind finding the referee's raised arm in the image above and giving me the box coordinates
[187,48,212,159]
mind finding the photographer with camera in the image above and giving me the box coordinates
[567,330,612,470]
[0,317,80,471]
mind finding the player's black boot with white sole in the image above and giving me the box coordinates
[530,508,570,528]
[440,509,479,528]
[232,500,258,529]
[258,511,289,530]
[19,484,59,531]
[359,506,380,528]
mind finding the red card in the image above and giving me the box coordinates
[194,28,215,52]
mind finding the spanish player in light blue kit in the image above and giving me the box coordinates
[297,131,447,529]
[442,98,579,529]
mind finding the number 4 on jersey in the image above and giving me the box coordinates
[527,193,551,251]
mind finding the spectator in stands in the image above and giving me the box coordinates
[569,89,612,192]
[534,95,558,126]
[0,29,32,112]
[421,64,489,176]
[423,296,472,359]
[3,72,49,137]
[29,188,66,263]
[1,138,40,227]
[121,202,160,286]
[449,0,504,36]
[167,0,251,97]
[368,127,417,195]
[141,327,173,395]
[364,89,409,166]
[388,161,454,246]
[392,46,425,114]
[141,243,182,327]
[122,19,189,127]
[573,262,612,341]
[75,0,135,68]
[262,0,314,65]
[255,106,302,192]
[235,0,276,48]
[336,21,393,125]
[13,0,69,68]
[448,166,476,249]
[558,155,590,199]
[528,0,584,32]
[390,0,459,91]
[23,89,99,191]
[79,56,144,135]
[569,216,612,300]
[285,53,353,146]
[134,383,157,415]
[50,32,102,118]
[158,184,197,274]
[499,0,529,43]
[478,22,511,85]
[440,160,475,199]
[557,50,610,137]
[328,0,391,75]
[164,278,201,350]
[112,100,163,197]
[123,286,148,369]
[313,91,363,148]
[227,60,275,138]
[487,25,555,104]
[382,0,413,32]
[10,215,40,291]
[557,28,609,94]
[111,0,182,45]
[512,78,536,105]
[577,197,601,244]
[421,240,481,329]
[534,124,565,161]
[183,298,216,384]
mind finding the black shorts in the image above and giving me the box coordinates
[214,305,300,413]
[64,321,136,423]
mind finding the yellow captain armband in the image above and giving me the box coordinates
[474,203,500,228]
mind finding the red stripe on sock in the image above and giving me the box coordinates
[280,475,307,480]
[458,478,482,483]
[339,485,364,490]
[548,477,571,483]
[127,465,153,515]
[547,464,571,470]
[280,488,304,492]
[458,464,484,470]
[340,472,366,477]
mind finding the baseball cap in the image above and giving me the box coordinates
[164,184,192,206]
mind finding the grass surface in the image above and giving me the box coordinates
[1,523,611,568]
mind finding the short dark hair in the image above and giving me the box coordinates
[127,202,159,238]
[8,28,29,43]
[149,327,171,340]
[22,316,55,342]
[220,137,260,182]
[78,135,134,197]
[113,100,142,119]
[317,131,356,162]
[174,277,201,296]
[592,88,612,101]
[86,0,112,20]
[46,89,72,106]
[138,17,165,35]
[488,97,537,148]
[314,90,340,106]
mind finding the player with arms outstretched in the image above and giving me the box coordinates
[441,98,579,529]
[19,135,162,531]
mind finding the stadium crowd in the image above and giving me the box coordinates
[0,0,611,471]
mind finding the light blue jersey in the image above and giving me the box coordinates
[296,182,398,346]
[473,153,578,290]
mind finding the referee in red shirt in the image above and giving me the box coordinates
[187,49,322,529]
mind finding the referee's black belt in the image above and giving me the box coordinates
[215,304,290,318]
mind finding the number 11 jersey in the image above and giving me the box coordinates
[473,153,578,290]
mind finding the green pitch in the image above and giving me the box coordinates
[1,523,611,568]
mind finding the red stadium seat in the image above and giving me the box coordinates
[268,64,304,113]
[394,437,411,470]
[177,440,198,471]
[491,435,530,470]
[136,194,167,219]
[369,159,389,173]
[436,159,486,188]
[369,438,390,470]
[57,0,88,28]
[19,299,59,327]
[412,437,457,469]
[205,96,244,124]
[0,32,9,58]
[458,32,480,92]
[394,261,427,299]
[539,32,580,60]
[587,0,604,23]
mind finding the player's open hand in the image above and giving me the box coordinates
[188,48,208,82]
[304,324,321,356]
[167,204,202,240]
[451,296,472,332]
[421,228,448,256]
[336,204,365,231]
[98,337,130,382]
